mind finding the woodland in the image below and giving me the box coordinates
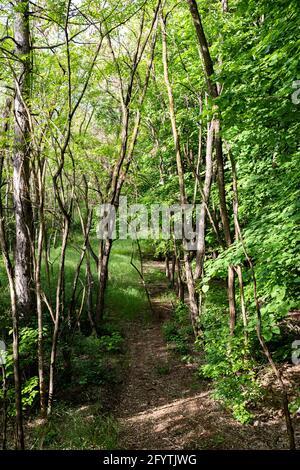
[0,0,299,451]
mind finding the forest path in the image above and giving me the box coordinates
[113,261,287,450]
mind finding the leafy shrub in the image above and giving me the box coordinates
[72,356,116,386]
[200,332,261,424]
[98,332,124,353]
[198,281,262,424]
[289,392,300,414]
[174,301,190,324]
[73,330,124,356]
[162,301,193,355]
[32,403,119,449]
[0,328,41,415]
[70,331,124,387]
[162,321,178,342]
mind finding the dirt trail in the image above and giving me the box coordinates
[114,261,296,450]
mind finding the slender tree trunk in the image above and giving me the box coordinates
[187,0,236,332]
[0,99,24,449]
[35,160,47,417]
[86,253,97,335]
[176,256,184,302]
[47,217,70,415]
[194,120,214,280]
[13,0,34,321]
[236,265,248,344]
[229,151,248,342]
[228,264,236,336]
[1,365,7,450]
[161,9,199,334]
[0,244,24,448]
[95,238,112,325]
[165,254,170,280]
[214,122,231,246]
[170,254,176,288]
[222,0,228,13]
[193,94,203,205]
[172,237,184,300]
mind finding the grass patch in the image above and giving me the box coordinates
[30,404,118,450]
[105,240,150,324]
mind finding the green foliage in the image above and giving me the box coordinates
[1,328,41,414]
[1,0,299,443]
[21,377,39,410]
[72,357,116,387]
[162,302,193,355]
[105,241,150,323]
[199,282,261,424]
[98,333,124,354]
[288,392,300,414]
[71,331,124,387]
[31,403,119,450]
[162,321,178,342]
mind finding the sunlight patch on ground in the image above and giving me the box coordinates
[122,391,212,424]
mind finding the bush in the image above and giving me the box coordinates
[98,332,124,353]
[198,282,262,424]
[31,403,119,449]
[162,301,193,355]
[0,327,41,415]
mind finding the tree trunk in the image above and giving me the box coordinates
[176,256,185,302]
[13,0,34,321]
[165,254,170,280]
[47,217,70,415]
[228,264,236,336]
[229,151,248,342]
[194,120,214,280]
[0,98,25,449]
[95,238,113,325]
[222,0,228,13]
[161,9,199,334]
[35,160,47,417]
[187,0,236,331]
[170,254,176,288]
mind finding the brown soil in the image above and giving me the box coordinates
[114,261,300,450]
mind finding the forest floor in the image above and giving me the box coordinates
[112,261,300,450]
[22,251,299,450]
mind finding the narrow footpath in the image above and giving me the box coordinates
[114,261,293,450]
